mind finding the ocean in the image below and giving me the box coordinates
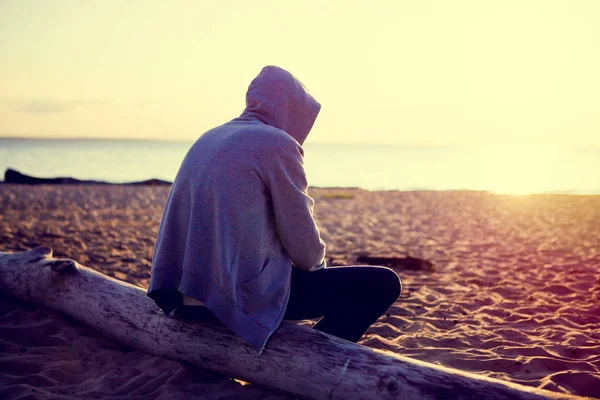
[0,138,598,194]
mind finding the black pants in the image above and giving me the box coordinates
[284,266,401,342]
[174,266,401,343]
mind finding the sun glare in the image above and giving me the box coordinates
[476,145,559,195]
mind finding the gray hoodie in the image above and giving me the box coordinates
[148,66,326,352]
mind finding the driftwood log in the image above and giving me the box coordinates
[355,255,435,271]
[0,247,587,400]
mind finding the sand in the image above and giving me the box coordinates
[0,185,599,399]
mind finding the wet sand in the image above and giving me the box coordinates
[1,185,599,398]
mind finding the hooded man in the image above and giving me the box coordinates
[148,66,400,353]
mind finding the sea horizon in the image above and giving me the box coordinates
[1,137,599,195]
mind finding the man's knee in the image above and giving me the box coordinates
[374,267,401,306]
[387,269,402,304]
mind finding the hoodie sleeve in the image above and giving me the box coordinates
[263,139,326,271]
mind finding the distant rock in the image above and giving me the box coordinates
[2,168,172,186]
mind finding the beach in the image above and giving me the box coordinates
[1,185,599,399]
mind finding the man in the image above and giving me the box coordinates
[148,66,401,353]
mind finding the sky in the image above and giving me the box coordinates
[1,0,599,146]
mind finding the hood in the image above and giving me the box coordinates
[239,66,321,145]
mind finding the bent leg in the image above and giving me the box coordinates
[284,266,401,342]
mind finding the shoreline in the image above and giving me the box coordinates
[3,181,600,196]
[3,168,600,196]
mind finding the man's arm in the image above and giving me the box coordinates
[263,140,326,271]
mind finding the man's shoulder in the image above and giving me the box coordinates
[228,121,301,152]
